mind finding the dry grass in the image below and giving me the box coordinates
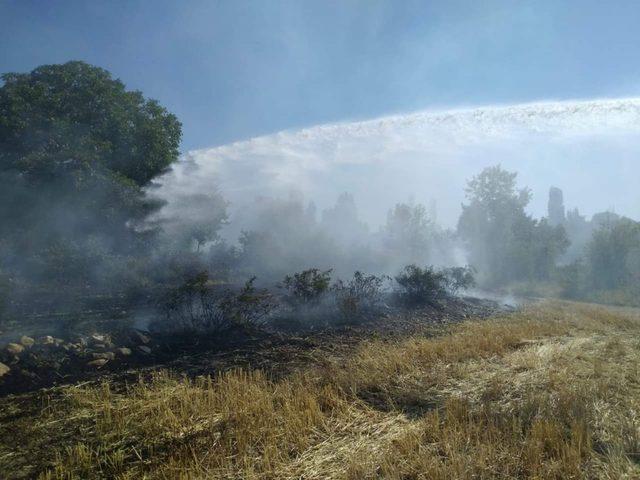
[3,300,640,479]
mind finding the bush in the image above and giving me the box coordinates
[441,266,476,295]
[160,271,222,331]
[159,272,275,332]
[332,271,388,321]
[218,277,277,329]
[282,268,332,305]
[394,265,448,306]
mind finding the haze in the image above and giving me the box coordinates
[157,97,640,232]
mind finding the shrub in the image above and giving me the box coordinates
[218,277,277,329]
[281,268,332,305]
[159,272,275,332]
[160,271,223,331]
[332,271,388,321]
[394,265,448,306]
[441,265,476,295]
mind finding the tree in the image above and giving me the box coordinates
[586,219,640,290]
[161,192,228,251]
[458,165,567,285]
[547,187,565,226]
[321,193,368,246]
[0,61,182,287]
[458,166,530,285]
[0,61,181,185]
[383,202,433,265]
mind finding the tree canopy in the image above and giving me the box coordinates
[458,165,568,285]
[0,61,181,186]
[0,61,183,288]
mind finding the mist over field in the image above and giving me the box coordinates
[154,97,640,235]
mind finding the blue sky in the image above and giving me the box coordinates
[2,0,640,150]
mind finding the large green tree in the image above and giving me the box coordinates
[0,61,182,285]
[0,61,181,185]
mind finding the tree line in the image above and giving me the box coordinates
[1,62,639,325]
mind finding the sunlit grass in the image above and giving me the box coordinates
[3,301,640,479]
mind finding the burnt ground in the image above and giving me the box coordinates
[0,296,513,479]
[0,296,511,398]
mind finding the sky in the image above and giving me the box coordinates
[3,0,640,151]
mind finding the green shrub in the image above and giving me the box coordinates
[394,265,448,306]
[441,266,476,295]
[282,268,332,305]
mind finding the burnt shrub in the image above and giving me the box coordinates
[441,265,476,295]
[160,271,223,331]
[281,268,332,305]
[159,272,275,332]
[394,265,448,306]
[332,271,388,321]
[218,277,277,330]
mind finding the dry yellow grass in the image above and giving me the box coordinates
[3,300,640,479]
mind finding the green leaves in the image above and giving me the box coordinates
[0,61,181,186]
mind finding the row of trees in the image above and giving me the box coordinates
[458,166,569,287]
[458,166,640,305]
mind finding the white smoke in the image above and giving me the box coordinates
[154,97,640,232]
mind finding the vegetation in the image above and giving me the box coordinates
[441,265,477,295]
[3,61,640,480]
[394,265,449,306]
[159,272,275,332]
[0,61,182,297]
[458,165,569,286]
[332,271,388,321]
[3,302,640,479]
[282,268,333,305]
[392,264,475,307]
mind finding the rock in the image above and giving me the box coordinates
[93,343,107,350]
[64,343,82,352]
[53,338,65,347]
[91,333,107,343]
[134,331,151,344]
[0,362,10,378]
[39,335,55,345]
[20,336,35,347]
[6,343,24,355]
[87,358,109,367]
[92,352,115,361]
[138,345,152,354]
[116,347,132,356]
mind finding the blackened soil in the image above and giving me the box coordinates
[0,296,511,397]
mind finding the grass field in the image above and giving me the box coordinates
[3,300,640,479]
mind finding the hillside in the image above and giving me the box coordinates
[2,300,640,479]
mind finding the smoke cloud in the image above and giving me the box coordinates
[153,97,640,236]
